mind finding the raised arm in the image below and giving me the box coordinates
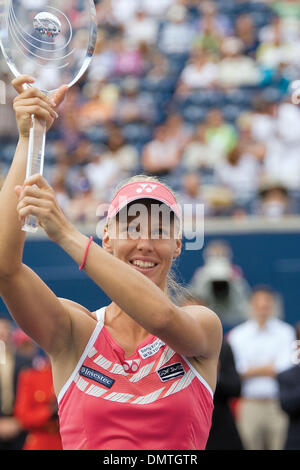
[14,175,222,361]
[0,75,59,276]
[0,76,76,356]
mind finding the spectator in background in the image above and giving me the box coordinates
[253,180,295,219]
[0,70,18,140]
[177,48,218,94]
[50,139,70,168]
[3,0,297,222]
[256,19,299,71]
[113,37,146,78]
[260,13,299,45]
[215,144,261,207]
[115,77,157,125]
[206,339,244,450]
[85,125,138,201]
[12,329,37,363]
[189,240,251,327]
[140,0,174,19]
[193,21,221,58]
[262,102,300,191]
[14,354,62,450]
[103,124,139,176]
[178,172,209,220]
[58,85,83,151]
[144,51,172,85]
[79,82,119,128]
[163,113,191,152]
[159,4,195,55]
[65,173,100,224]
[87,34,118,82]
[0,318,31,450]
[197,1,232,38]
[218,37,262,89]
[110,0,139,25]
[249,93,278,144]
[141,125,182,176]
[203,186,235,218]
[50,173,71,216]
[235,15,260,58]
[259,14,282,43]
[235,112,267,167]
[124,8,159,47]
[228,286,296,450]
[69,138,95,169]
[181,123,224,171]
[205,109,238,156]
[277,322,300,450]
[180,171,202,203]
[271,0,300,20]
[83,125,138,202]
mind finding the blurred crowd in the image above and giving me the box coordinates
[1,0,300,223]
[0,239,300,451]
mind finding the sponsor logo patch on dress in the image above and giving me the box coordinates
[80,366,115,388]
[157,362,185,382]
[138,338,165,359]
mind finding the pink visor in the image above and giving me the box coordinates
[106,181,181,221]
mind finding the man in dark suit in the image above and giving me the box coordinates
[277,322,300,450]
[206,339,244,450]
[0,317,31,450]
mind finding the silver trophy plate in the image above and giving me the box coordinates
[0,0,97,232]
[0,0,98,93]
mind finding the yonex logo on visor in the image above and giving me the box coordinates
[136,184,157,194]
[106,181,181,221]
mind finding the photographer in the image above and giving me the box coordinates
[189,240,251,327]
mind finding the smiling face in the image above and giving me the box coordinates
[102,199,182,291]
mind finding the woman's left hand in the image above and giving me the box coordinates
[15,174,72,243]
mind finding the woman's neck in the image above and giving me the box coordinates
[105,303,150,343]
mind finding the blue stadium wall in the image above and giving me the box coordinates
[1,231,299,331]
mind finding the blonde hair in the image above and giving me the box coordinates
[110,174,190,305]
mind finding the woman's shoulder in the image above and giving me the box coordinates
[59,298,98,322]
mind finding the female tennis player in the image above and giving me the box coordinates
[0,75,222,450]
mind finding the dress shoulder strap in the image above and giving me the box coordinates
[95,306,107,324]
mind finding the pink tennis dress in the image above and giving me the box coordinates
[58,307,214,450]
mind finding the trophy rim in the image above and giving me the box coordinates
[0,0,98,94]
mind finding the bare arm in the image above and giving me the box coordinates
[0,75,73,356]
[60,229,223,359]
[241,365,276,379]
[0,75,63,276]
[60,229,222,359]
[13,183,223,361]
[0,265,72,355]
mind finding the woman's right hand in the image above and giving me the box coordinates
[12,75,68,137]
